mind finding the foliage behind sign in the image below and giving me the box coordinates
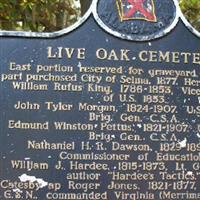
[180,0,200,31]
[0,0,81,32]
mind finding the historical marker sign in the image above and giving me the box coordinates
[1,1,200,200]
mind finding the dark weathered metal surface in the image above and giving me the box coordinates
[0,1,200,200]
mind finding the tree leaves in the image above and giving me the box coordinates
[0,0,81,32]
[180,0,200,31]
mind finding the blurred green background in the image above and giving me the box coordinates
[180,0,200,31]
[0,0,91,32]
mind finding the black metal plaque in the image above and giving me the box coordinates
[1,1,200,200]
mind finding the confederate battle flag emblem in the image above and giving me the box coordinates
[116,0,157,22]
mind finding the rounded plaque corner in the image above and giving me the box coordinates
[93,0,180,41]
[0,1,94,38]
[178,2,200,39]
